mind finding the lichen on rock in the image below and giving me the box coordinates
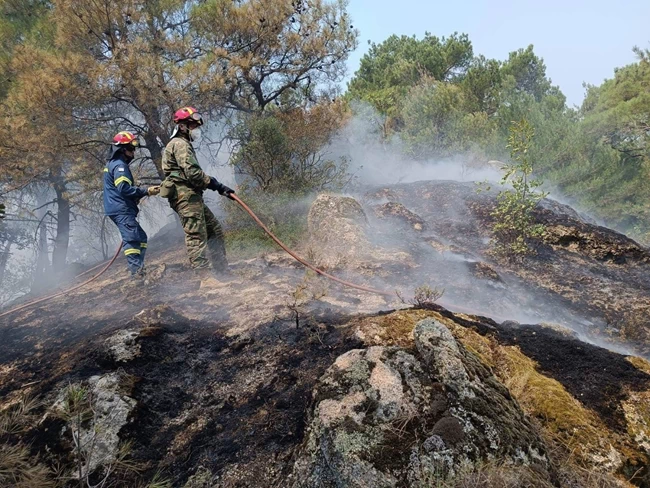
[291,318,551,487]
[104,329,141,362]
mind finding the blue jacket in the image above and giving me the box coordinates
[103,149,148,216]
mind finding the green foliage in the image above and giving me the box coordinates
[347,32,473,120]
[61,384,92,423]
[347,32,650,243]
[500,45,555,102]
[491,119,547,257]
[224,191,312,259]
[400,78,500,159]
[348,33,562,165]
[349,32,473,92]
[532,51,650,241]
[461,55,503,114]
[232,104,351,194]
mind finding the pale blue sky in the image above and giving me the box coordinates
[345,0,650,107]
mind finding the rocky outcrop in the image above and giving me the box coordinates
[81,373,136,473]
[363,180,650,356]
[306,193,416,273]
[52,372,136,477]
[373,202,426,231]
[104,329,141,362]
[307,194,371,269]
[292,318,550,487]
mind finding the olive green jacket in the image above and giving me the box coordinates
[161,136,211,191]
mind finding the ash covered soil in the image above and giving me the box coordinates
[2,180,650,487]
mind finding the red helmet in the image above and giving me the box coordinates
[173,106,204,125]
[112,131,139,147]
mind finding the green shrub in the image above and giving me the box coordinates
[490,119,547,257]
[224,191,314,259]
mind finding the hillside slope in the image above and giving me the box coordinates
[1,180,650,487]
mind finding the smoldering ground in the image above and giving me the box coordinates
[2,109,650,488]
[1,105,645,361]
[316,103,643,356]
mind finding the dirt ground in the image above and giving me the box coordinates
[3,181,650,486]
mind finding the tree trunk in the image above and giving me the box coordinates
[32,210,50,293]
[51,173,70,273]
[144,130,165,180]
[0,240,11,285]
[142,102,169,180]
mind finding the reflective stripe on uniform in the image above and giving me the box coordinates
[140,243,147,248]
[103,168,109,172]
[124,248,141,256]
[114,176,133,186]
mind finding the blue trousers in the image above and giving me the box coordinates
[110,214,148,274]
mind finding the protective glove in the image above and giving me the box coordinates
[207,177,220,191]
[208,177,235,199]
[147,185,161,196]
[218,185,235,200]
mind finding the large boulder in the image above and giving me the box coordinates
[307,194,371,269]
[291,318,550,487]
[306,194,414,272]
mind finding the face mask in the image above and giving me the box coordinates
[190,128,202,142]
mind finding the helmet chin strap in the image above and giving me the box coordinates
[172,123,193,141]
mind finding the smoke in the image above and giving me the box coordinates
[1,101,641,360]
[0,117,244,310]
[326,101,504,187]
[328,101,609,231]
[307,102,641,357]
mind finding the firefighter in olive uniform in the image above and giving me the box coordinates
[161,107,234,278]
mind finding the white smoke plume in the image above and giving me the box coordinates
[312,101,638,356]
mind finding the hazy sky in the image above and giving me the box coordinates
[345,0,650,107]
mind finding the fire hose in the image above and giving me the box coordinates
[230,194,395,298]
[0,194,502,323]
[0,243,123,321]
[231,195,505,322]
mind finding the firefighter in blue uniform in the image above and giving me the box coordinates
[103,131,159,277]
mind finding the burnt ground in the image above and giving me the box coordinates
[364,180,650,356]
[116,309,361,485]
[3,285,364,486]
[430,305,650,433]
[0,234,379,486]
[3,180,650,486]
[3,268,650,486]
[497,322,650,432]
